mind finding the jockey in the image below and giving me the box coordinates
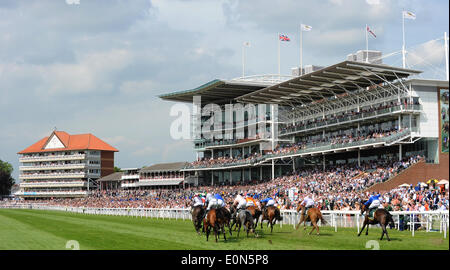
[192,194,204,208]
[214,193,226,208]
[260,197,275,216]
[364,193,383,218]
[300,195,315,218]
[236,195,248,212]
[233,193,244,206]
[253,194,262,209]
[245,194,256,208]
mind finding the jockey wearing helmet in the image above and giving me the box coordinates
[235,194,248,213]
[364,193,383,218]
[192,193,204,208]
[260,196,276,216]
[245,194,256,208]
[300,194,315,218]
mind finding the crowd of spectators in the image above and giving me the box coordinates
[30,155,446,213]
[186,128,406,169]
[267,128,403,157]
[281,99,420,134]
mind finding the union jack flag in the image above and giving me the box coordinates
[279,34,290,42]
[366,26,376,38]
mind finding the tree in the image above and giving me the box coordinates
[0,160,15,196]
[114,166,122,172]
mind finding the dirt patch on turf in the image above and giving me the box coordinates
[431,238,444,246]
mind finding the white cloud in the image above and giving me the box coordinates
[366,0,381,5]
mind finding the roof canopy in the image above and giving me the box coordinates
[235,61,422,104]
[97,172,123,182]
[159,79,270,105]
[18,131,119,154]
[140,162,189,173]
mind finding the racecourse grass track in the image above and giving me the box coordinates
[0,209,448,250]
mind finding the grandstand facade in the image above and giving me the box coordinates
[16,131,118,198]
[160,56,449,189]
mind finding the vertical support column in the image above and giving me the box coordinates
[399,144,403,161]
[260,166,263,181]
[358,149,361,167]
[211,171,214,186]
[272,159,275,179]
[230,170,232,185]
[323,155,326,171]
[292,157,296,172]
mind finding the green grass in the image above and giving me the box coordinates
[0,209,448,250]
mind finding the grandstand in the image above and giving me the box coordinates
[160,51,449,191]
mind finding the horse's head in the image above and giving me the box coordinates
[296,202,303,213]
[360,200,367,214]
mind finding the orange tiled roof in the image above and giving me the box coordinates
[18,131,119,154]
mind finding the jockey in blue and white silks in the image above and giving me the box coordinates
[261,197,275,207]
[206,193,225,211]
[364,193,383,218]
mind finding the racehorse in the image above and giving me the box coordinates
[260,203,283,233]
[229,204,240,231]
[246,206,262,229]
[191,205,205,234]
[295,204,327,235]
[236,209,255,238]
[358,200,395,241]
[216,207,233,237]
[203,208,226,242]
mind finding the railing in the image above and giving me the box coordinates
[264,129,412,160]
[1,204,447,238]
[19,181,86,188]
[20,163,87,171]
[20,172,86,179]
[12,191,89,196]
[280,104,422,136]
[19,154,86,162]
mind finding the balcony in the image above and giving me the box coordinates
[19,154,86,163]
[14,190,89,197]
[121,182,140,188]
[20,163,87,171]
[280,104,422,137]
[19,181,86,188]
[121,174,140,180]
[19,172,86,180]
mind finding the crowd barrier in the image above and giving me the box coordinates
[1,203,448,238]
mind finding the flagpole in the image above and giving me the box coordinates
[242,44,245,78]
[300,24,303,76]
[445,32,449,81]
[365,24,369,63]
[278,33,281,76]
[402,10,406,68]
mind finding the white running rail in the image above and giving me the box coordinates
[1,204,447,238]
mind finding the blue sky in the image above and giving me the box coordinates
[0,0,448,181]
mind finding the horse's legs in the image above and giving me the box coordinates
[384,224,391,241]
[309,220,317,235]
[365,223,369,236]
[295,215,304,230]
[222,224,227,242]
[270,218,274,234]
[358,222,367,237]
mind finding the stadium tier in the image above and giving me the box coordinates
[16,131,118,199]
[160,59,449,188]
